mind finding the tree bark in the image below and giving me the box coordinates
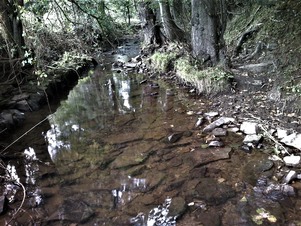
[170,0,190,31]
[158,0,186,43]
[137,1,162,46]
[191,0,226,66]
[0,0,25,57]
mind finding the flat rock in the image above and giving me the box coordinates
[48,199,94,223]
[276,128,288,139]
[195,178,236,205]
[203,117,235,133]
[283,155,301,167]
[243,134,263,145]
[212,128,227,136]
[12,93,29,101]
[281,133,301,150]
[189,147,232,167]
[240,121,258,135]
[238,61,274,73]
[111,142,153,169]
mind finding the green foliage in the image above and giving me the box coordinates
[175,57,232,94]
[151,52,177,72]
[252,208,277,225]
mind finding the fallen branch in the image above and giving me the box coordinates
[5,181,26,226]
[243,111,290,155]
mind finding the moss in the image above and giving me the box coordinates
[175,57,232,95]
[150,52,177,72]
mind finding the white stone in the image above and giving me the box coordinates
[243,134,263,144]
[204,112,219,117]
[283,170,297,184]
[227,127,240,133]
[276,128,288,139]
[281,133,301,150]
[283,155,301,167]
[240,121,258,135]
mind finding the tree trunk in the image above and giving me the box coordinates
[137,1,162,46]
[0,0,25,57]
[170,0,190,31]
[158,0,186,43]
[191,0,226,66]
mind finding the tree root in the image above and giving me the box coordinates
[233,23,263,57]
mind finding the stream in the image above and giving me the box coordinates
[0,39,300,225]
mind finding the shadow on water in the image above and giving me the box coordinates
[1,40,301,225]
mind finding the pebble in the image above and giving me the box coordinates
[283,170,297,184]
[208,140,224,147]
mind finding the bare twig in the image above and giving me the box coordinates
[5,181,26,226]
[244,111,290,155]
[0,116,52,154]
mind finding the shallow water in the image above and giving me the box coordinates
[1,41,301,225]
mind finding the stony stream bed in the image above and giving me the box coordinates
[0,40,301,225]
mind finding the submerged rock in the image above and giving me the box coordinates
[195,178,236,205]
[190,147,232,167]
[167,133,183,143]
[111,143,153,169]
[263,184,295,201]
[48,199,94,223]
[168,197,186,217]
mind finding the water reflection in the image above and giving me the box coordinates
[24,147,43,207]
[4,164,20,202]
[45,68,165,161]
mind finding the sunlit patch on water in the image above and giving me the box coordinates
[112,176,147,207]
[130,197,177,226]
[4,164,20,202]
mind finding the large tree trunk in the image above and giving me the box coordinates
[191,0,226,66]
[170,0,190,32]
[137,1,162,46]
[158,0,186,43]
[0,0,25,57]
